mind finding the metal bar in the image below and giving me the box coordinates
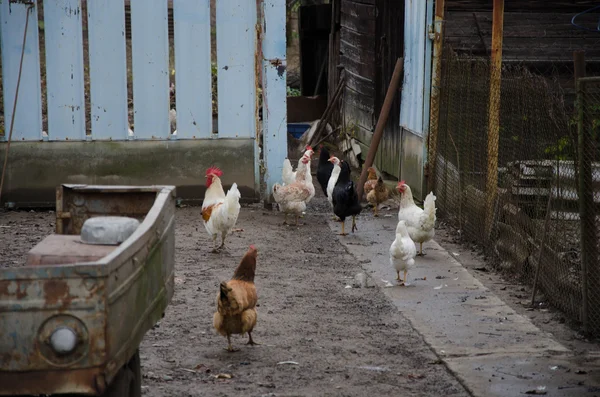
[426,0,445,193]
[43,0,86,141]
[173,0,212,139]
[484,0,504,240]
[0,0,42,141]
[87,0,129,140]
[262,0,287,201]
[357,58,404,201]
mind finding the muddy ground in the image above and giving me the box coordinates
[2,185,598,396]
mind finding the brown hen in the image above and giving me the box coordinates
[213,245,259,352]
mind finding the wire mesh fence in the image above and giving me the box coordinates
[577,77,600,334]
[433,41,596,331]
[432,3,600,334]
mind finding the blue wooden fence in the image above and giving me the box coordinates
[0,0,286,197]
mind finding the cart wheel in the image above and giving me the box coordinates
[102,364,134,397]
[128,349,142,397]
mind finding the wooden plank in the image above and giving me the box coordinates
[341,0,377,18]
[340,54,376,80]
[340,39,375,63]
[43,0,86,141]
[173,0,212,139]
[446,11,600,38]
[345,85,375,113]
[345,69,375,98]
[447,36,600,59]
[262,0,287,197]
[340,9,376,34]
[0,0,42,141]
[342,0,376,5]
[87,0,129,140]
[130,0,170,139]
[344,88,375,133]
[216,0,257,139]
[447,0,598,13]
[340,27,376,55]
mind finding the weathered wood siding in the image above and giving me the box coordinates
[339,0,377,163]
[445,0,600,105]
[338,0,405,179]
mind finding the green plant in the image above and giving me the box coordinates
[286,86,301,97]
[544,136,572,160]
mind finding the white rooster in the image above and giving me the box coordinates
[282,146,314,186]
[201,166,241,252]
[396,181,437,256]
[390,220,417,285]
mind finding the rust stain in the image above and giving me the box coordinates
[15,281,28,299]
[43,280,73,308]
[0,281,9,297]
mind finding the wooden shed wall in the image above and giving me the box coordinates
[338,0,404,178]
[339,0,377,149]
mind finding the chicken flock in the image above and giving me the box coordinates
[201,146,437,351]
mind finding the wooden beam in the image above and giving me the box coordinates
[484,0,504,240]
[426,0,445,193]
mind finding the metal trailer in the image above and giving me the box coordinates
[0,184,176,396]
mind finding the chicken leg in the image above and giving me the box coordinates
[246,331,260,346]
[225,335,239,352]
[373,205,379,217]
[295,214,300,226]
[219,231,227,249]
[283,213,289,225]
[339,221,347,236]
[396,271,401,281]
[211,234,219,253]
[417,242,425,256]
[351,216,358,233]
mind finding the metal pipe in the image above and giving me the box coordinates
[484,0,504,240]
[426,0,445,193]
[0,2,35,206]
[356,58,403,200]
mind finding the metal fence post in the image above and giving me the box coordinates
[578,77,600,335]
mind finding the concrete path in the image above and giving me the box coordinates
[329,211,600,397]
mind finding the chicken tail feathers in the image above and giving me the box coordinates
[282,158,294,185]
[225,183,241,203]
[420,191,437,230]
[219,281,231,301]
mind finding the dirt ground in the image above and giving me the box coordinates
[3,182,599,395]
[1,189,468,396]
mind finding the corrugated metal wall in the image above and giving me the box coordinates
[398,0,434,199]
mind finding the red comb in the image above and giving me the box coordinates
[398,180,405,185]
[305,145,313,151]
[206,166,223,177]
[249,244,256,250]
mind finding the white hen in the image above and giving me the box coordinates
[390,220,417,285]
[273,156,312,225]
[282,146,314,186]
[396,181,437,256]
